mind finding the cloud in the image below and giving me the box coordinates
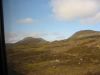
[4,32,49,43]
[51,0,100,21]
[51,32,63,35]
[4,32,66,43]
[56,35,67,40]
[17,18,37,24]
[5,32,20,43]
[81,12,100,25]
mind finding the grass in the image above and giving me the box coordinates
[6,31,100,75]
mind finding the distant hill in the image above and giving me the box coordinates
[15,37,47,45]
[6,30,100,75]
[15,37,47,44]
[7,37,49,49]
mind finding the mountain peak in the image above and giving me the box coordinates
[70,30,100,40]
[75,30,98,34]
[15,37,47,45]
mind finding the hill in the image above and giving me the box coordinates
[16,37,47,44]
[69,30,100,40]
[6,30,100,75]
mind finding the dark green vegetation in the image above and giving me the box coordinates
[6,30,100,75]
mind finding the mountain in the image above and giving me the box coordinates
[16,37,47,44]
[69,30,100,40]
[6,30,100,75]
[68,30,100,48]
[43,30,100,54]
[9,37,49,49]
[15,37,48,46]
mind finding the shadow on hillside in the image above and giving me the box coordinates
[8,67,23,75]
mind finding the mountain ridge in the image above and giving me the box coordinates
[7,30,100,44]
[6,30,100,75]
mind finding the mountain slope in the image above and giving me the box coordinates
[6,30,100,75]
[43,30,100,54]
[7,37,49,50]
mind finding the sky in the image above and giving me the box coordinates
[3,0,100,43]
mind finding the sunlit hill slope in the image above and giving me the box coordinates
[6,30,100,75]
